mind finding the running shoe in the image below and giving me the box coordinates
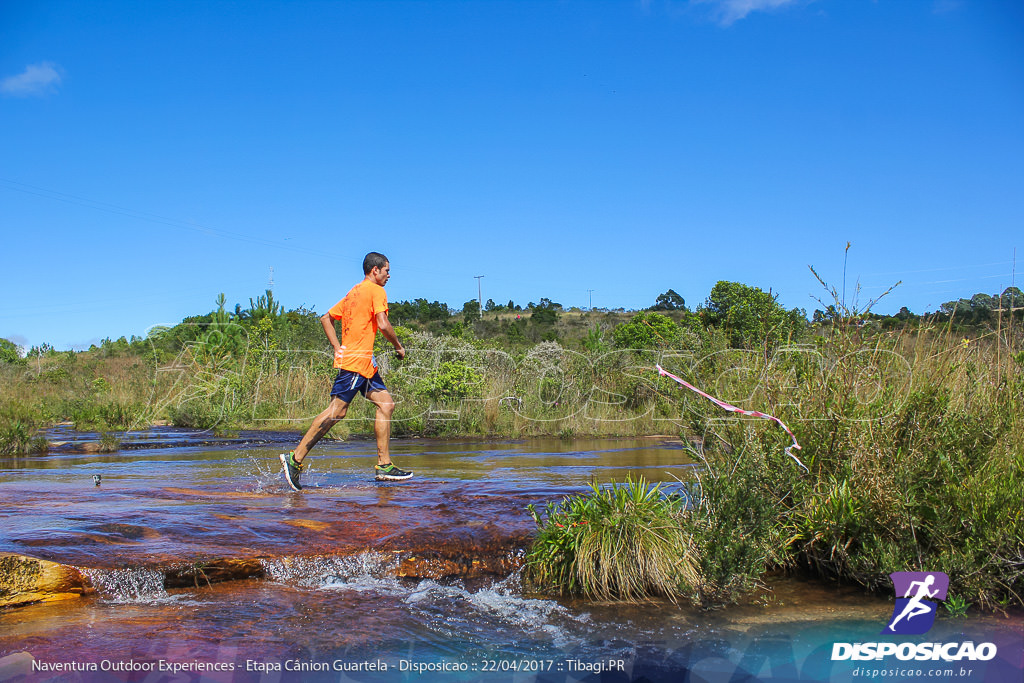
[374,463,413,481]
[280,451,303,491]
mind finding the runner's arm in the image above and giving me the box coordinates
[320,313,343,353]
[375,311,406,359]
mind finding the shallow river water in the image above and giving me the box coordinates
[1,428,1020,682]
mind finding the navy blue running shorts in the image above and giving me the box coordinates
[330,369,387,403]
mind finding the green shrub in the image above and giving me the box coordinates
[531,308,558,325]
[687,326,1024,610]
[1,338,24,365]
[96,432,121,453]
[0,402,48,455]
[414,361,483,403]
[612,312,681,349]
[525,476,699,602]
[681,431,797,605]
[0,420,48,455]
[167,400,225,429]
[45,398,149,432]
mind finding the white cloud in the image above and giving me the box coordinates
[696,0,803,26]
[1,62,63,97]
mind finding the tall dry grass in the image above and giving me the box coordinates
[675,317,1022,609]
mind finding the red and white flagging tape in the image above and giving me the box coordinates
[655,364,808,472]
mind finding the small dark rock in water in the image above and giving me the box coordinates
[93,475,101,486]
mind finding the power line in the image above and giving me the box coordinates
[0,177,495,285]
[860,272,1013,290]
[0,177,335,261]
[862,260,1016,276]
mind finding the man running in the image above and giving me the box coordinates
[280,252,410,490]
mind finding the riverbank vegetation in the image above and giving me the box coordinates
[3,281,1018,441]
[2,277,1021,613]
[523,282,1023,613]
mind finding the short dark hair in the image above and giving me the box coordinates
[363,252,388,275]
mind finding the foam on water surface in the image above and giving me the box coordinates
[79,566,205,606]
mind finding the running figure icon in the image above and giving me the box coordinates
[888,574,939,632]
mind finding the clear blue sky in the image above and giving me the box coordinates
[3,0,1022,350]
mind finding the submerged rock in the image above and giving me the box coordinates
[396,549,524,580]
[0,553,92,608]
[163,558,266,588]
[0,652,36,680]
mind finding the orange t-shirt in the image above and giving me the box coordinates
[327,279,389,378]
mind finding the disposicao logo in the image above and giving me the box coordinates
[883,571,949,635]
[831,571,998,663]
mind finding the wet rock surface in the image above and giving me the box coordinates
[0,483,538,607]
[0,553,92,608]
[0,431,693,609]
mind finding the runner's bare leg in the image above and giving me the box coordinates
[366,389,396,466]
[293,397,349,463]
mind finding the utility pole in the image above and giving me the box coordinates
[587,289,594,310]
[474,275,485,309]
[268,266,274,291]
[1012,247,1018,313]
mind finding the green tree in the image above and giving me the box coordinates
[999,287,1023,312]
[651,289,685,311]
[201,293,247,360]
[27,343,55,358]
[970,293,996,323]
[530,298,562,311]
[242,289,282,321]
[531,308,558,325]
[463,299,481,322]
[939,299,973,321]
[541,297,561,310]
[0,338,23,364]
[702,281,805,348]
[390,298,451,324]
[813,306,840,324]
[582,324,608,353]
[937,289,1022,326]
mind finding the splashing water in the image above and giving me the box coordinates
[81,566,169,604]
[261,552,589,652]
[402,572,591,651]
[245,452,281,492]
[261,552,400,589]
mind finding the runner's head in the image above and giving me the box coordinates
[363,252,390,286]
[363,252,388,274]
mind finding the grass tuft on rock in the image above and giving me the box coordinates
[525,475,699,603]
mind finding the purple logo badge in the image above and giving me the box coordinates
[883,572,949,635]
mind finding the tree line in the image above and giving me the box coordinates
[3,281,1022,364]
